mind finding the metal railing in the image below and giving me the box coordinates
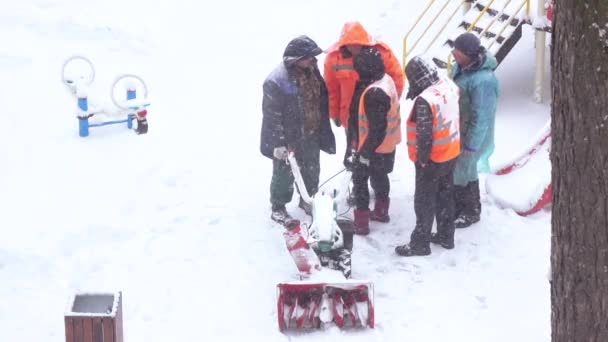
[402,0,531,72]
[479,0,514,39]
[402,0,468,71]
[487,0,529,50]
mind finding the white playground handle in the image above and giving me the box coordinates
[110,74,149,110]
[62,55,95,87]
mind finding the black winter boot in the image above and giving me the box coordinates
[395,243,431,257]
[430,232,455,249]
[453,185,467,220]
[454,180,481,228]
[271,204,292,225]
[455,214,480,228]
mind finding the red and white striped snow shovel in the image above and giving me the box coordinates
[276,153,375,332]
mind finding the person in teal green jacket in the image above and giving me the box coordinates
[449,33,499,228]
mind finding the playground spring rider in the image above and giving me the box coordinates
[62,55,151,137]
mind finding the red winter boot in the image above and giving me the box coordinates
[353,209,370,235]
[370,197,390,223]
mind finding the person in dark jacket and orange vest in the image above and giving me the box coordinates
[260,35,336,224]
[348,47,401,235]
[395,56,461,257]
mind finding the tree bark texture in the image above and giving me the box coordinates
[551,1,608,341]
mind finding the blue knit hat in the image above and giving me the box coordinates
[453,33,481,58]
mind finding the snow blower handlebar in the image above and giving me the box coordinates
[286,151,344,251]
[287,151,314,205]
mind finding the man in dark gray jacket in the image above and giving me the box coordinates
[260,35,336,224]
[395,56,461,256]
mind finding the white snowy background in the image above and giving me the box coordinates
[0,0,552,341]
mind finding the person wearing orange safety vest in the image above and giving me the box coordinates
[348,48,401,235]
[324,21,404,165]
[395,56,461,257]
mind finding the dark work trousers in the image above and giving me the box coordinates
[352,163,390,210]
[409,159,457,249]
[454,180,481,219]
[270,139,320,207]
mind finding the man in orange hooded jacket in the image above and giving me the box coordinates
[324,22,404,128]
[324,21,404,221]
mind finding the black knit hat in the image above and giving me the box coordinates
[354,47,385,82]
[283,35,323,66]
[453,32,482,58]
[405,56,439,99]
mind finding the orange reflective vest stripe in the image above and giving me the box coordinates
[357,74,401,154]
[406,77,461,163]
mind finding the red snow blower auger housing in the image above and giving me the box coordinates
[276,152,374,332]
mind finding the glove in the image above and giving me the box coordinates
[352,154,370,171]
[333,117,341,127]
[135,118,148,135]
[463,145,477,155]
[273,146,289,160]
[358,155,370,167]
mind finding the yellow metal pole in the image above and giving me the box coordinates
[533,0,546,102]
[403,41,407,72]
[403,0,437,70]
[406,0,452,59]
[424,0,468,54]
[404,0,437,39]
[480,0,514,38]
[466,0,497,32]
[447,54,453,77]
[526,0,530,16]
[487,0,527,50]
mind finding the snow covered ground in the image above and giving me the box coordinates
[0,1,551,341]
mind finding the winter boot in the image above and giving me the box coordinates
[454,214,480,229]
[430,232,455,249]
[370,197,390,223]
[271,204,292,225]
[353,209,370,235]
[298,197,313,216]
[394,243,431,257]
[453,185,466,220]
[455,180,481,228]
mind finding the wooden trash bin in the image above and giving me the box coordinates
[65,291,124,342]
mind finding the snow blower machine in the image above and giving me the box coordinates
[276,152,374,332]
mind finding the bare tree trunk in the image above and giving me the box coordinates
[551,0,608,341]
